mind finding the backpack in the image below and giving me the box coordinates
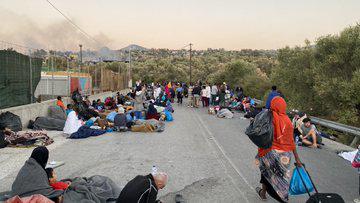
[245,109,273,149]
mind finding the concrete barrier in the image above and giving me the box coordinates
[0,89,130,129]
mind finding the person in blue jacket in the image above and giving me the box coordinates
[265,86,280,109]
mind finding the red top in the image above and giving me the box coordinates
[57,100,66,110]
[50,181,69,190]
[258,97,295,157]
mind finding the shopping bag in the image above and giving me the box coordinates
[289,166,314,195]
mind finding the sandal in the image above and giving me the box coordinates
[256,187,267,201]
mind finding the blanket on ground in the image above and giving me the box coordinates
[217,108,234,119]
[5,194,54,203]
[63,175,121,203]
[5,131,53,147]
[11,158,63,199]
[69,126,106,139]
[131,119,165,133]
[33,117,66,131]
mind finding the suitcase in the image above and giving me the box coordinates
[295,164,345,203]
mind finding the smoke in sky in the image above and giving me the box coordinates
[0,7,112,51]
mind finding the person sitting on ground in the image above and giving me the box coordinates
[146,102,160,120]
[56,96,66,110]
[66,104,73,116]
[114,107,127,131]
[126,111,135,129]
[291,111,307,142]
[45,167,70,190]
[63,107,83,135]
[96,99,105,111]
[165,100,174,113]
[11,147,63,201]
[106,106,119,122]
[299,117,322,148]
[116,172,168,203]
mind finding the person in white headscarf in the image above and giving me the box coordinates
[63,110,83,135]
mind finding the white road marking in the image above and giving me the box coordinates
[191,108,251,203]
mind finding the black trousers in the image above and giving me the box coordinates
[260,175,287,203]
[177,96,183,104]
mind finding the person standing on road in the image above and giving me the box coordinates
[265,85,280,109]
[205,84,211,107]
[176,84,184,104]
[192,84,201,108]
[201,86,207,107]
[187,83,194,107]
[256,96,302,203]
[211,83,218,106]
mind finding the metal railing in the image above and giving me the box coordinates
[253,98,360,147]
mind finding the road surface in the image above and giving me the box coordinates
[0,102,358,202]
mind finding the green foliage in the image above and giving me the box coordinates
[272,24,360,126]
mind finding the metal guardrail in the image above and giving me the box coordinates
[253,98,360,147]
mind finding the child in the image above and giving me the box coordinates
[45,167,70,190]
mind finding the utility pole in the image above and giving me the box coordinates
[29,50,33,103]
[189,43,193,84]
[79,44,82,73]
[128,47,132,88]
[66,56,70,96]
[51,52,54,99]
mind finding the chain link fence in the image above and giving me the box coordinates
[0,41,130,109]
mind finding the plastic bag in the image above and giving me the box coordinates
[245,109,273,149]
[289,167,314,195]
[352,150,360,168]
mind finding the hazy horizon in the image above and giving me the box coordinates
[1,0,359,51]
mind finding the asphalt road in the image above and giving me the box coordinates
[0,102,359,202]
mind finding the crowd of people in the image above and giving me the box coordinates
[57,82,177,138]
[1,81,344,203]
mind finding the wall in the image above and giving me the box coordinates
[0,89,130,129]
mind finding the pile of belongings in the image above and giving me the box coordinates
[0,111,22,132]
[29,106,67,131]
[4,130,53,147]
[217,108,234,119]
[131,119,165,133]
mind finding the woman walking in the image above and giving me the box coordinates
[256,96,302,203]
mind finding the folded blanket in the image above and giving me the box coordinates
[63,175,121,203]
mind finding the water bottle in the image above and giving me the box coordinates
[151,166,158,175]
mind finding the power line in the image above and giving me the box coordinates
[45,0,103,47]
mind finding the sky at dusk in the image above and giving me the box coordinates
[1,0,359,50]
